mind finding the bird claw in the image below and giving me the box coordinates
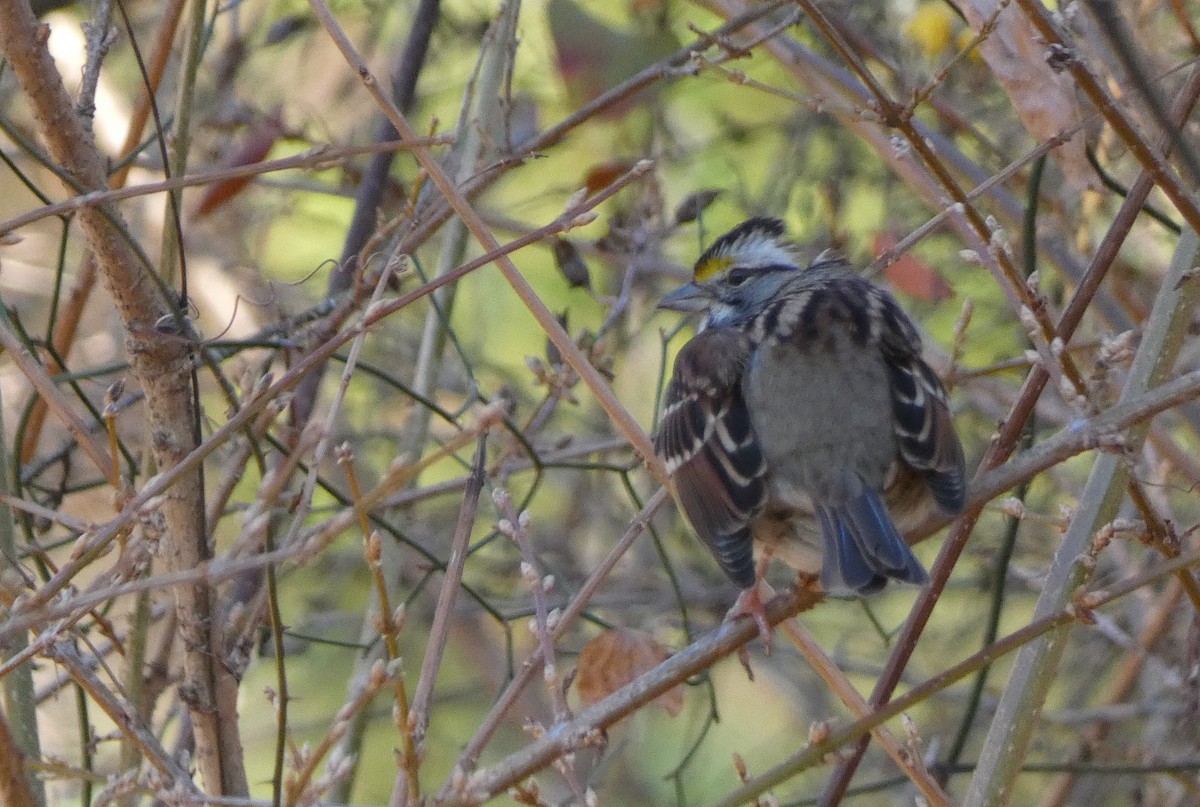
[736,644,755,680]
[727,581,775,654]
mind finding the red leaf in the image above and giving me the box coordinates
[194,113,286,218]
[874,232,953,302]
[583,159,637,196]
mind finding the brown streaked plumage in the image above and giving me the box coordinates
[654,217,966,615]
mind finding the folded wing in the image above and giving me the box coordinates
[872,287,967,513]
[655,328,768,588]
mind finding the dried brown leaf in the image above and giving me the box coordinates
[673,188,721,225]
[552,237,592,290]
[575,627,683,716]
[961,1,1098,192]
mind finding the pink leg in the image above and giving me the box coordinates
[726,555,775,652]
[728,583,773,648]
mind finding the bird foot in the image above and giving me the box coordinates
[726,580,775,654]
[793,571,821,593]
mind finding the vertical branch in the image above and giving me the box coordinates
[157,0,205,285]
[306,0,667,482]
[0,708,38,807]
[403,436,489,803]
[492,488,589,803]
[290,0,441,428]
[0,0,246,797]
[313,9,442,800]
[963,227,1200,807]
[0,387,43,807]
[401,0,519,461]
[19,0,187,464]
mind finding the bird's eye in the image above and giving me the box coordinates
[727,268,753,286]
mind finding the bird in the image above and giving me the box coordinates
[653,217,966,639]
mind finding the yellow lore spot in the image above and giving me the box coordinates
[694,254,732,282]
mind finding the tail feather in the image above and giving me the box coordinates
[817,489,928,594]
[817,507,883,593]
[842,492,928,583]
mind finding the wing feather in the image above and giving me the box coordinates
[871,289,967,514]
[655,328,768,588]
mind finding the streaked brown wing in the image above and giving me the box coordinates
[654,328,768,588]
[870,286,967,513]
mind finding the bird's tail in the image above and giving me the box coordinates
[816,489,929,594]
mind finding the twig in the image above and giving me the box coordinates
[775,618,954,807]
[493,487,589,804]
[707,548,1200,807]
[820,58,1200,807]
[379,437,630,511]
[0,136,454,237]
[281,259,397,554]
[866,125,1079,277]
[157,0,205,287]
[0,387,43,807]
[332,0,440,287]
[402,0,517,464]
[408,436,490,751]
[76,0,115,122]
[436,487,669,795]
[289,0,441,442]
[108,0,186,190]
[0,0,244,794]
[43,641,195,791]
[903,0,1010,116]
[963,226,1200,807]
[0,308,116,485]
[281,660,397,806]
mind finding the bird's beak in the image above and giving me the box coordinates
[657,282,711,312]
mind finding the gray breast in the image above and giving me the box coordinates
[742,328,895,507]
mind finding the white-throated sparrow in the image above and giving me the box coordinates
[654,217,966,633]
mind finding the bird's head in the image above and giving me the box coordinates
[658,217,804,328]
